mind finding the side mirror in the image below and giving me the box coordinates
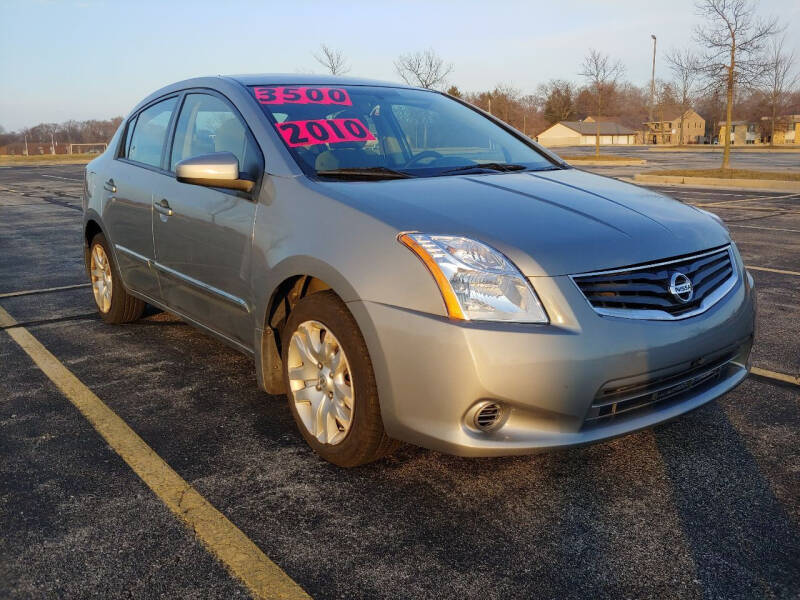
[175,152,254,192]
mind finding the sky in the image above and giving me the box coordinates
[1,0,799,130]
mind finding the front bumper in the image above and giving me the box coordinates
[348,268,756,457]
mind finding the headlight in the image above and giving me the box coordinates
[399,233,548,323]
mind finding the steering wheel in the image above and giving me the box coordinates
[405,150,444,168]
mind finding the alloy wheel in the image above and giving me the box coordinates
[90,243,113,313]
[287,320,354,445]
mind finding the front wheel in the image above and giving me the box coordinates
[281,290,398,467]
[88,233,145,324]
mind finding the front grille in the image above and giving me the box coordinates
[585,350,737,423]
[571,246,737,320]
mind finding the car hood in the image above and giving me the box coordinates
[314,168,730,276]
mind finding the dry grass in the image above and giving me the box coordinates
[648,168,800,181]
[0,153,98,166]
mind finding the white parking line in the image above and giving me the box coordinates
[670,190,755,197]
[0,283,91,298]
[40,174,82,181]
[698,193,799,207]
[728,224,800,233]
[693,204,800,214]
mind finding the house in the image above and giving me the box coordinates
[759,115,800,144]
[536,119,637,147]
[643,109,705,145]
[719,121,757,145]
[718,115,800,145]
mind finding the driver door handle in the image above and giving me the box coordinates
[154,198,173,217]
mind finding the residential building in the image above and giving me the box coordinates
[643,109,705,145]
[760,115,800,144]
[719,121,758,145]
[536,119,637,147]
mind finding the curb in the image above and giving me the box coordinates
[646,147,800,154]
[567,159,646,166]
[633,174,800,192]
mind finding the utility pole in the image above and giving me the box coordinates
[649,34,657,143]
[50,132,56,155]
[23,134,29,156]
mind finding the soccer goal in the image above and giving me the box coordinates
[68,142,107,154]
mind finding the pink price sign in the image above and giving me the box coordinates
[275,118,376,147]
[254,86,352,106]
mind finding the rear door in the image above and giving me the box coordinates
[104,96,178,300]
[152,92,263,348]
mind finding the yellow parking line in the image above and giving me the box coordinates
[0,282,91,298]
[0,304,311,600]
[751,367,800,386]
[746,265,800,277]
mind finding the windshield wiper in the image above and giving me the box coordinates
[316,167,413,180]
[439,162,529,175]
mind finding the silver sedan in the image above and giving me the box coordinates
[82,75,756,466]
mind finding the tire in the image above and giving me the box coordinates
[281,290,399,467]
[88,233,145,324]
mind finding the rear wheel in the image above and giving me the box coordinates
[88,233,145,324]
[282,290,398,467]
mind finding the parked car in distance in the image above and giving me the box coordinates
[83,75,756,466]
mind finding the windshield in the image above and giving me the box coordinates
[250,85,558,179]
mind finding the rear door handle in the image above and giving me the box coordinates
[103,178,116,193]
[154,198,173,217]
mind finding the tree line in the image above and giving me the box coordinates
[0,118,123,152]
[316,0,798,166]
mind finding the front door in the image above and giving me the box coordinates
[152,92,264,348]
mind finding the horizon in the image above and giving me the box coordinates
[1,0,799,131]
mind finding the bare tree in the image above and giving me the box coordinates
[654,81,679,144]
[694,0,781,167]
[666,48,701,145]
[579,49,625,156]
[394,49,453,89]
[537,79,576,124]
[758,34,798,145]
[313,44,350,76]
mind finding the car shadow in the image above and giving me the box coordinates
[653,400,800,599]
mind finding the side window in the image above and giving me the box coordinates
[127,97,177,168]
[170,93,262,180]
[121,115,137,158]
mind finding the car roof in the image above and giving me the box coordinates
[226,73,416,89]
[129,74,428,116]
[128,74,428,119]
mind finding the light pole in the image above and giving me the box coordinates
[649,34,657,144]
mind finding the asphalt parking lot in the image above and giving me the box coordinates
[1,164,799,599]
[554,145,800,178]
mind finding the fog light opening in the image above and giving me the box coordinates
[473,402,504,432]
